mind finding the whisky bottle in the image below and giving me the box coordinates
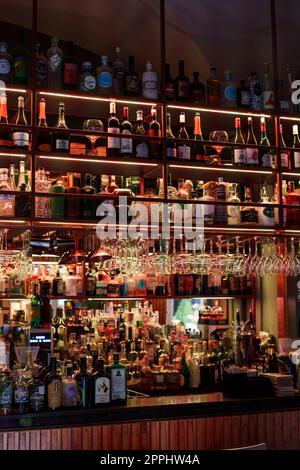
[45,356,62,410]
[258,182,274,226]
[92,358,111,406]
[76,356,91,409]
[125,55,139,96]
[62,41,78,90]
[240,185,258,225]
[175,60,189,101]
[13,369,29,414]
[108,353,126,405]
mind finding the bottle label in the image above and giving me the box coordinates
[126,75,138,93]
[47,380,62,408]
[246,148,258,165]
[166,146,177,158]
[30,387,45,409]
[12,131,29,147]
[62,382,78,407]
[55,139,69,151]
[107,282,119,296]
[234,148,246,165]
[0,58,10,75]
[241,90,250,106]
[143,80,158,99]
[96,281,107,296]
[83,75,96,90]
[111,368,126,401]
[259,206,274,225]
[280,152,289,168]
[70,142,86,155]
[64,62,77,85]
[165,82,175,99]
[136,141,149,158]
[107,127,120,149]
[0,383,12,409]
[14,384,29,403]
[36,59,47,82]
[263,90,275,109]
[98,71,112,88]
[120,130,133,154]
[261,151,273,167]
[177,144,191,160]
[95,377,110,404]
[177,80,189,98]
[227,206,240,225]
[241,208,258,224]
[49,54,61,72]
[294,151,300,168]
[224,85,236,101]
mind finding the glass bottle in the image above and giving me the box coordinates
[134,110,149,158]
[190,71,205,104]
[214,177,228,225]
[240,185,258,225]
[50,177,65,219]
[125,55,139,96]
[0,93,12,148]
[165,63,175,101]
[35,168,51,218]
[0,365,12,415]
[62,41,78,90]
[65,173,81,219]
[62,363,78,408]
[76,356,91,409]
[45,356,62,410]
[0,168,14,217]
[53,102,69,152]
[120,106,133,155]
[107,101,120,156]
[81,174,96,219]
[177,111,191,160]
[292,124,300,170]
[13,31,29,85]
[279,124,290,169]
[272,182,279,225]
[236,80,250,108]
[13,369,29,413]
[96,55,113,95]
[30,283,41,328]
[166,112,176,159]
[36,44,48,87]
[47,37,63,89]
[148,106,161,158]
[233,117,246,165]
[285,181,300,227]
[107,353,126,405]
[263,62,275,110]
[221,70,237,108]
[92,358,111,406]
[193,112,206,162]
[246,116,258,166]
[29,364,45,412]
[0,42,12,83]
[113,45,126,96]
[248,71,263,111]
[259,182,275,226]
[15,160,31,217]
[142,61,158,100]
[12,96,30,150]
[259,117,273,168]
[78,61,96,93]
[200,186,215,225]
[175,60,189,101]
[37,98,52,152]
[227,183,241,225]
[207,67,221,106]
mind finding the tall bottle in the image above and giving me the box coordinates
[248,71,263,111]
[227,183,241,225]
[148,106,161,158]
[37,98,52,152]
[175,60,189,101]
[29,365,45,412]
[200,185,215,225]
[259,182,274,226]
[47,37,63,89]
[272,182,279,225]
[166,112,176,159]
[214,177,227,225]
[12,96,30,150]
[165,63,175,101]
[134,110,149,158]
[246,117,258,166]
[0,42,12,83]
[259,117,273,168]
[262,62,274,110]
[13,31,29,85]
[108,353,126,405]
[45,356,62,410]
[125,55,139,96]
[0,364,12,415]
[240,185,258,225]
[193,112,206,162]
[92,358,111,406]
[53,102,69,152]
[292,124,300,170]
[30,283,41,328]
[190,72,205,104]
[120,106,133,156]
[62,41,78,90]
[279,124,290,169]
[36,44,48,87]
[107,101,120,156]
[113,45,126,96]
[207,67,221,106]
[142,61,158,100]
[76,356,91,409]
[177,111,190,160]
[233,117,246,166]
[62,363,78,408]
[0,93,12,148]
[13,369,29,414]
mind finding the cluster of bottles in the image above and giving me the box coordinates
[0,160,31,217]
[282,180,300,228]
[0,94,30,150]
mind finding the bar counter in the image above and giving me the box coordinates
[1,392,300,450]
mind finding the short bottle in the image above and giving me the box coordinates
[125,55,139,96]
[221,70,237,108]
[36,44,48,87]
[62,364,79,408]
[108,353,127,405]
[0,42,12,83]
[97,55,113,95]
[236,80,250,108]
[142,61,158,100]
[78,62,96,93]
[175,60,189,101]
[92,358,111,406]
[240,185,258,225]
[259,182,274,226]
[214,177,228,225]
[29,365,45,412]
[227,183,241,225]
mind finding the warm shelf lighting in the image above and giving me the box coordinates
[282,172,300,177]
[38,155,158,167]
[280,116,300,122]
[204,227,276,233]
[169,164,273,175]
[37,221,97,228]
[0,87,27,93]
[0,152,26,158]
[38,91,157,107]
[0,219,26,224]
[167,104,271,118]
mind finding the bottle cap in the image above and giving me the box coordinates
[82,61,92,71]
[146,61,152,70]
[101,55,109,64]
[0,42,8,51]
[293,124,298,135]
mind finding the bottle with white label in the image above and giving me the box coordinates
[142,61,158,100]
[200,186,215,225]
[92,358,111,406]
[221,70,237,108]
[166,112,176,159]
[177,112,191,160]
[259,117,273,168]
[96,56,113,96]
[227,183,241,225]
[107,101,120,156]
[134,110,148,158]
[47,37,63,89]
[233,117,246,166]
[0,42,12,83]
[293,124,300,169]
[120,106,133,155]
[108,353,126,404]
[78,62,96,93]
[263,62,275,110]
[279,124,290,169]
[12,96,30,150]
[259,182,274,226]
[246,117,258,166]
[53,102,69,153]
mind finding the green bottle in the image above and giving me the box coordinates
[51,178,65,219]
[13,31,29,85]
[30,283,41,328]
[107,353,127,405]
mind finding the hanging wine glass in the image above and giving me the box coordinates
[83,119,104,156]
[208,130,229,165]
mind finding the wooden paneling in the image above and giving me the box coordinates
[1,410,300,450]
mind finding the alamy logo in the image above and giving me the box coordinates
[291,80,300,105]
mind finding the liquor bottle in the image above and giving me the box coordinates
[207,67,221,106]
[165,63,175,101]
[13,369,29,413]
[85,268,96,297]
[259,117,273,168]
[96,56,113,95]
[30,283,41,328]
[166,112,176,159]
[36,44,48,87]
[214,177,227,225]
[246,117,258,166]
[107,101,120,156]
[200,186,215,225]
[177,112,191,160]
[175,60,189,101]
[272,182,279,225]
[47,37,63,89]
[65,174,81,219]
[78,62,96,93]
[240,185,258,225]
[81,174,96,219]
[262,62,275,110]
[285,181,300,227]
[62,41,78,90]
[50,178,66,218]
[134,110,149,158]
[190,72,205,104]
[0,42,12,83]
[193,112,206,162]
[142,61,158,100]
[0,94,12,148]
[259,182,274,226]
[236,80,250,108]
[0,365,12,415]
[125,56,139,96]
[279,124,290,169]
[15,159,31,217]
[46,356,62,410]
[248,71,263,111]
[120,106,133,155]
[76,356,91,409]
[221,70,237,108]
[37,98,52,152]
[12,96,30,150]
[53,102,69,152]
[292,124,300,169]
[29,365,45,412]
[108,353,127,405]
[148,106,161,158]
[62,364,78,408]
[52,270,64,296]
[13,31,29,85]
[92,358,111,406]
[113,45,126,96]
[233,117,246,166]
[227,183,241,225]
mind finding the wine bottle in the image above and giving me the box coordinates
[246,117,258,166]
[165,63,175,101]
[293,124,300,169]
[120,106,133,155]
[279,124,290,169]
[12,96,30,150]
[52,102,69,153]
[45,356,62,410]
[148,106,161,158]
[190,72,205,104]
[177,112,191,160]
[175,60,189,101]
[259,117,273,168]
[233,117,246,166]
[134,110,149,158]
[0,93,12,148]
[166,112,176,159]
[193,112,206,162]
[125,55,139,96]
[37,98,52,152]
[62,41,78,90]
[107,101,120,156]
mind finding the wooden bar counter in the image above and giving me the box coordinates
[1,392,300,450]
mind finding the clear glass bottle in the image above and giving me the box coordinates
[227,183,241,225]
[166,112,176,159]
[0,42,12,83]
[78,61,96,93]
[262,62,275,110]
[62,363,78,408]
[47,37,63,89]
[214,177,228,225]
[13,369,29,414]
[259,182,275,226]
[0,169,14,217]
[200,186,215,225]
[142,61,158,100]
[96,55,113,95]
[35,168,51,218]
[0,364,12,415]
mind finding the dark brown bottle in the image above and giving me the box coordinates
[148,106,161,158]
[190,72,205,104]
[175,60,189,101]
[45,356,62,410]
[63,41,78,90]
[107,101,120,156]
[165,63,175,101]
[76,356,91,409]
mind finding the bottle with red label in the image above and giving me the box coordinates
[148,106,161,158]
[63,41,78,90]
[0,94,12,149]
[175,60,189,102]
[165,63,175,101]
[285,181,300,228]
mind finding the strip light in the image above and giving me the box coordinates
[204,227,276,233]
[37,221,97,228]
[38,155,158,167]
[282,172,300,177]
[0,220,26,224]
[169,164,273,175]
[0,87,27,93]
[167,104,271,118]
[0,152,26,158]
[39,91,157,107]
[280,116,300,122]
